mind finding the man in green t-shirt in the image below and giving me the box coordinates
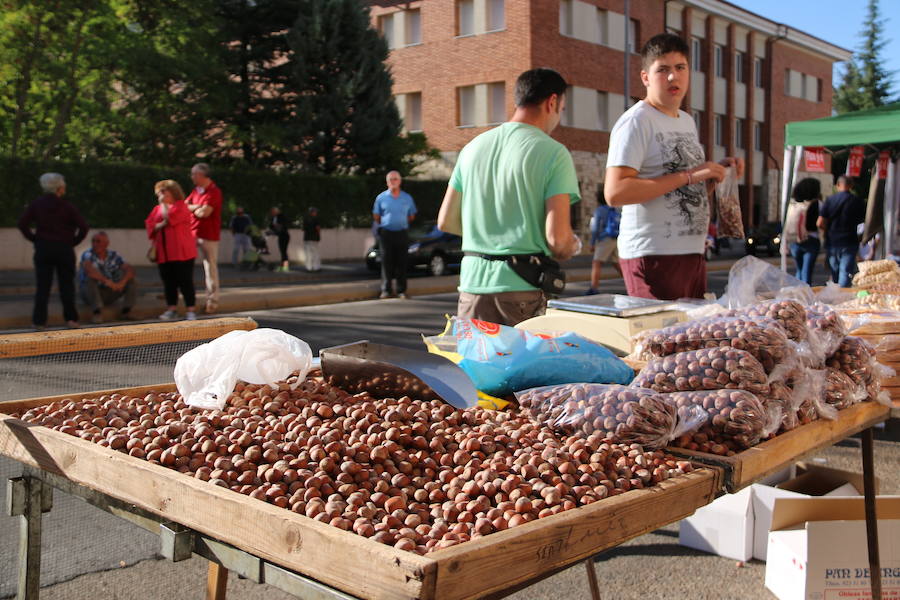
[437,68,581,326]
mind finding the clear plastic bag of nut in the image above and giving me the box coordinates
[629,314,798,381]
[659,389,782,455]
[825,336,880,393]
[514,384,707,449]
[631,347,770,396]
[714,167,745,239]
[805,302,848,359]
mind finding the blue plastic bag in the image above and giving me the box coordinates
[423,317,633,396]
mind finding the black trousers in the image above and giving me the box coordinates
[158,259,196,307]
[378,228,409,294]
[32,240,78,326]
[277,234,290,263]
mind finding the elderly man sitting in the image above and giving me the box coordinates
[78,231,137,323]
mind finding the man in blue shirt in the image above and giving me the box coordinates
[373,171,417,299]
[78,231,137,323]
[817,175,865,287]
[586,197,622,295]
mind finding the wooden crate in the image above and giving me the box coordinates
[665,401,890,493]
[0,386,721,600]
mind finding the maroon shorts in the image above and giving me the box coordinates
[620,254,707,300]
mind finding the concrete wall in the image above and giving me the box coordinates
[0,228,375,270]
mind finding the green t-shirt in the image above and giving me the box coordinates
[450,122,580,294]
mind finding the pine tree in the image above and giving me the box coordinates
[833,0,895,113]
[286,0,405,174]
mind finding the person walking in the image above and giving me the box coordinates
[185,163,222,313]
[818,175,865,287]
[17,172,89,330]
[229,206,253,267]
[268,206,291,272]
[783,178,822,285]
[78,231,137,323]
[604,33,743,300]
[373,171,416,299]
[146,180,198,321]
[437,68,581,326]
[303,206,322,272]
[586,196,622,295]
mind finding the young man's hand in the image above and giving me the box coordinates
[691,162,727,183]
[719,156,745,178]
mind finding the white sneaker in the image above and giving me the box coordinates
[185,311,197,321]
[159,310,178,321]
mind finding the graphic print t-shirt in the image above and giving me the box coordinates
[606,101,707,259]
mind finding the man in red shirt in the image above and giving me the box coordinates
[185,163,223,313]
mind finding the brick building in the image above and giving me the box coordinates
[368,0,850,230]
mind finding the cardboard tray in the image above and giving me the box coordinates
[665,401,890,494]
[0,385,721,600]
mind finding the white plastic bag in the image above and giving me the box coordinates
[174,328,313,410]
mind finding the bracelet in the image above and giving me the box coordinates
[685,171,694,186]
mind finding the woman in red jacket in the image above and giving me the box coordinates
[145,180,198,320]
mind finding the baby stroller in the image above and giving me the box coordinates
[239,224,275,271]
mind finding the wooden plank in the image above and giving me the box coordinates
[666,402,890,493]
[0,317,257,358]
[0,415,434,600]
[0,383,178,413]
[425,469,720,600]
[206,562,229,600]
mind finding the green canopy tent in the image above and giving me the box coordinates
[780,102,900,270]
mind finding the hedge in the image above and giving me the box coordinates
[1,156,448,229]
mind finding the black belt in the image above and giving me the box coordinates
[464,252,565,295]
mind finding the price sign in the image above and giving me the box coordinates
[846,146,864,177]
[804,147,825,172]
[877,150,890,179]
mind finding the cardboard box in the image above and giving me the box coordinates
[679,464,874,563]
[751,464,875,562]
[765,496,900,600]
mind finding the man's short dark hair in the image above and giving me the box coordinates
[640,33,690,70]
[514,68,568,108]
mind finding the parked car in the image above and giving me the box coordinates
[745,221,782,257]
[365,221,463,276]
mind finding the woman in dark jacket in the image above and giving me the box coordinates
[17,173,89,330]
[268,206,291,272]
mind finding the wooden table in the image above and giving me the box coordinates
[1,385,721,600]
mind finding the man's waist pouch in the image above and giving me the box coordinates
[464,252,565,295]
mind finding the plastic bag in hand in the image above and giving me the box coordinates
[714,167,745,239]
[174,328,312,410]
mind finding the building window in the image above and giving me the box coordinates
[627,18,639,53]
[714,114,724,147]
[596,9,607,45]
[458,0,475,36]
[487,0,504,32]
[559,0,573,37]
[488,82,505,124]
[735,51,745,83]
[817,78,823,102]
[784,69,791,95]
[379,14,395,49]
[406,9,421,45]
[691,38,703,72]
[734,118,744,149]
[754,57,764,88]
[597,91,609,131]
[692,110,703,139]
[714,45,724,78]
[560,85,574,127]
[753,121,762,151]
[406,93,422,132]
[458,85,475,126]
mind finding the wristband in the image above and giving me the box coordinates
[686,171,693,186]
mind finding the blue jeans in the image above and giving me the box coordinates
[789,238,820,285]
[827,245,859,288]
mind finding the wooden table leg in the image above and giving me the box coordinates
[16,477,43,600]
[584,558,601,600]
[861,428,882,600]
[206,561,229,600]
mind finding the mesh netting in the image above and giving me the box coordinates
[0,318,256,598]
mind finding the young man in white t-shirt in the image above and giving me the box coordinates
[605,33,743,300]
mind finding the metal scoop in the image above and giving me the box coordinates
[319,341,478,409]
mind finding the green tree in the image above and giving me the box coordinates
[833,0,896,113]
[286,0,410,174]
